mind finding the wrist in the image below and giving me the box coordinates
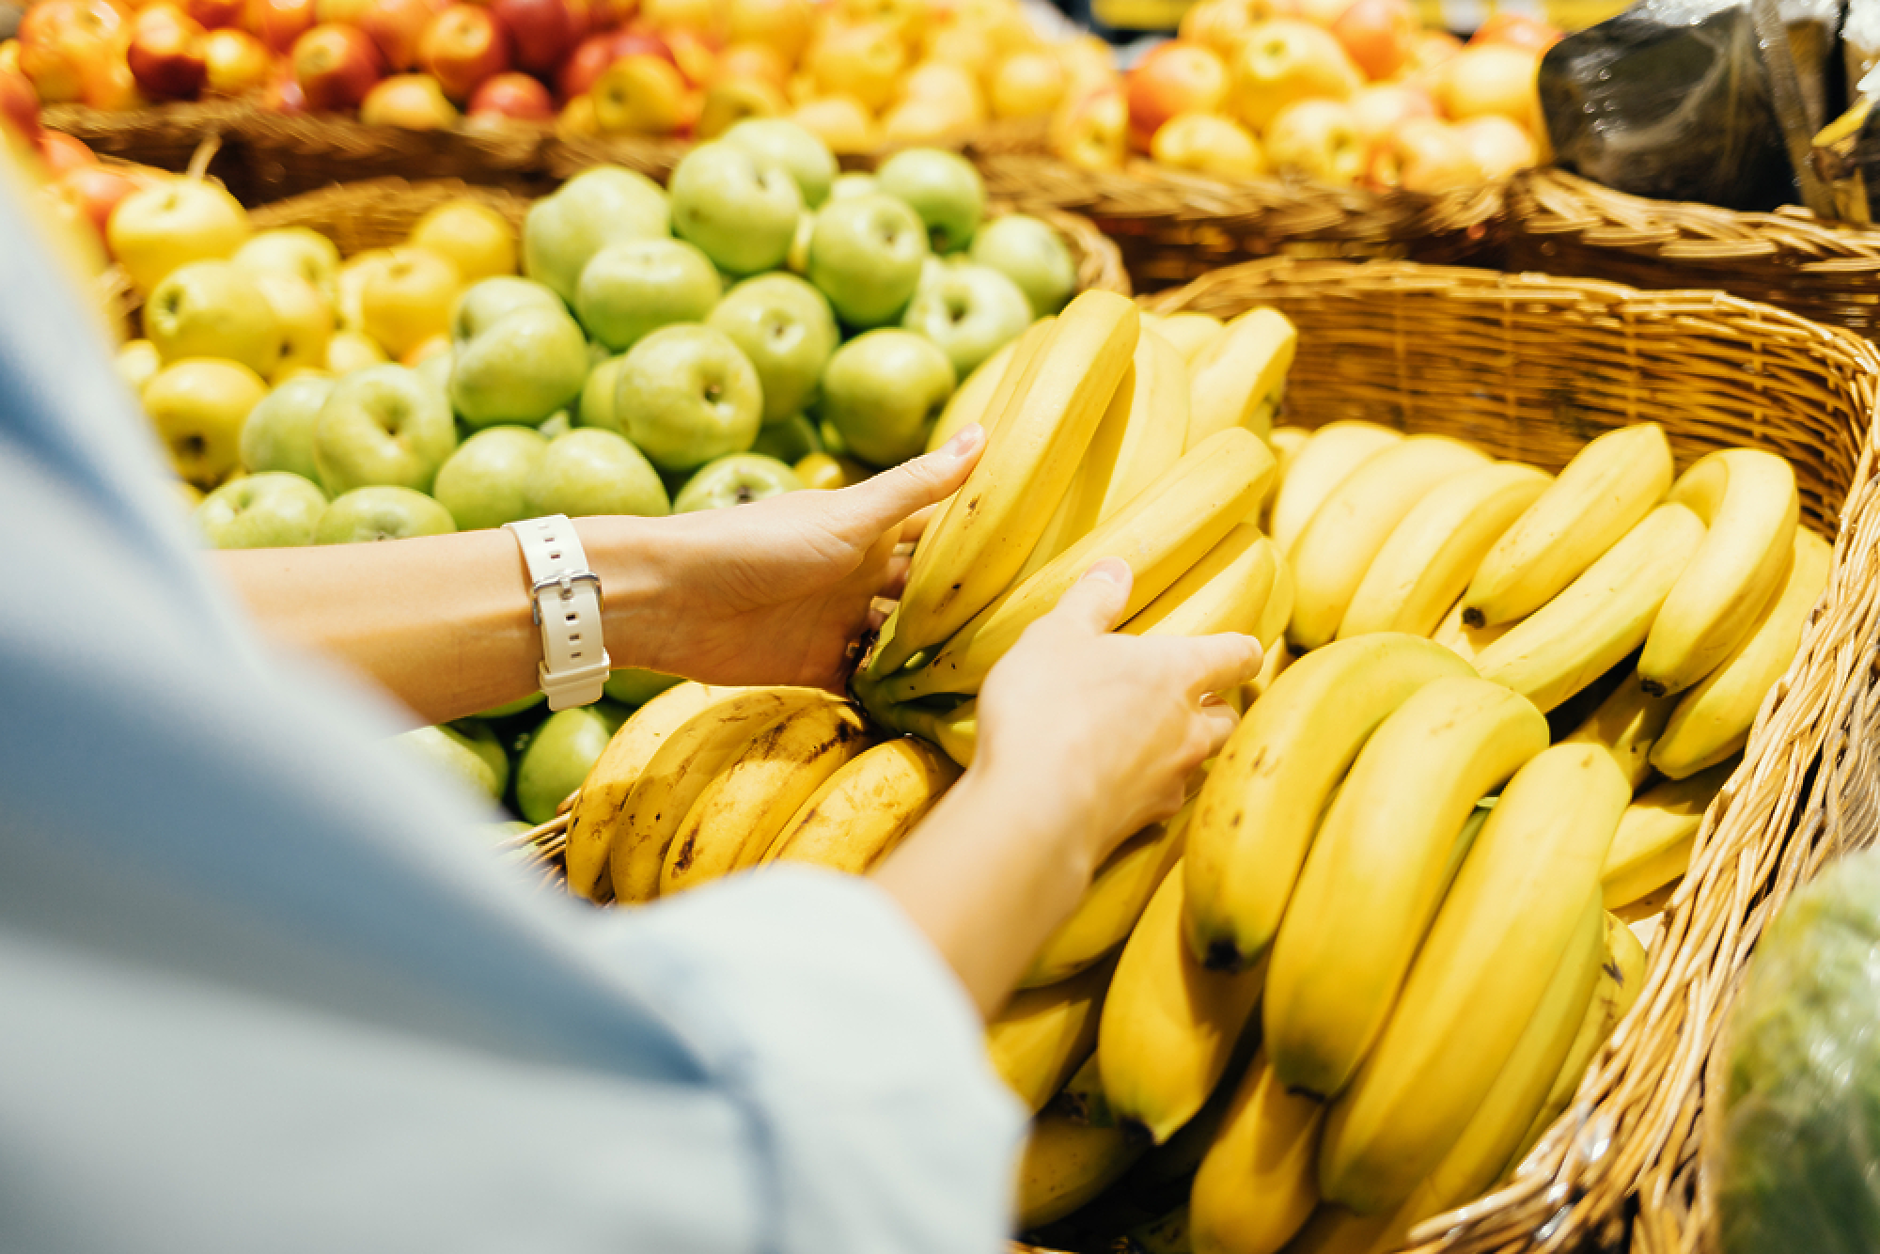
[571,514,678,676]
[950,762,1102,888]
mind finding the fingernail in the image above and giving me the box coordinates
[1086,557,1129,585]
[942,423,984,458]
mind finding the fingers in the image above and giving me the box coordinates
[898,501,943,545]
[1195,698,1241,758]
[834,424,984,544]
[1044,560,1134,636]
[1172,632,1265,700]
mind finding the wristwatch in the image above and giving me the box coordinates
[503,515,610,710]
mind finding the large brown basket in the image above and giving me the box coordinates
[1108,259,1880,1254]
[1505,166,1880,350]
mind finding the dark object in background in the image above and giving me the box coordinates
[0,3,22,43]
[1538,0,1838,212]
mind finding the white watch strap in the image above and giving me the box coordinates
[504,515,611,711]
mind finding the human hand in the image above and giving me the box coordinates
[611,426,983,690]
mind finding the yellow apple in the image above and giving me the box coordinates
[788,94,879,154]
[1453,113,1539,181]
[880,96,967,144]
[234,226,342,300]
[1263,96,1364,185]
[1050,86,1128,172]
[556,92,599,137]
[107,175,250,295]
[725,0,813,63]
[1150,110,1265,178]
[696,77,787,137]
[1435,44,1542,134]
[638,0,719,34]
[402,332,451,366]
[591,53,689,135]
[252,270,335,382]
[920,21,994,75]
[1056,33,1120,103]
[1348,80,1436,147]
[335,247,396,331]
[116,337,163,395]
[359,72,460,130]
[834,0,931,50]
[988,48,1063,119]
[359,246,461,359]
[1227,18,1360,134]
[407,197,517,282]
[1366,115,1476,192]
[326,328,390,373]
[903,59,985,119]
[1126,39,1229,151]
[805,22,904,112]
[142,357,270,487]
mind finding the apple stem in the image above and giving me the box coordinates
[185,135,222,182]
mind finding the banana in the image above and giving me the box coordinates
[879,428,1276,702]
[1264,676,1549,1100]
[1275,1206,1398,1254]
[988,957,1115,1114]
[1639,449,1800,696]
[1462,423,1674,628]
[1430,598,1512,666]
[1286,434,1489,651]
[1017,1056,1146,1230]
[1134,1032,1260,1188]
[1186,306,1297,450]
[1512,911,1650,1166]
[1651,528,1830,778]
[762,736,961,873]
[660,698,871,894]
[1015,326,1195,582]
[879,695,979,767]
[1123,1205,1194,1254]
[923,317,1049,453]
[1123,525,1281,640]
[1336,461,1552,640]
[1023,800,1194,989]
[1099,858,1269,1145]
[609,687,826,904]
[1189,1049,1325,1254]
[1562,672,1680,790]
[1317,743,1627,1215]
[1256,551,1294,648]
[1266,422,1403,558]
[1602,758,1734,911]
[1262,425,1311,529]
[1471,502,1707,713]
[564,681,723,901]
[1184,634,1474,973]
[1154,310,1226,363]
[869,291,1139,677]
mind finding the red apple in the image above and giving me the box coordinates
[556,28,668,101]
[55,163,143,238]
[0,69,44,148]
[292,22,383,109]
[359,71,458,125]
[1470,12,1561,54]
[714,41,786,90]
[487,0,577,76]
[183,0,246,30]
[1330,0,1416,81]
[1050,85,1128,172]
[40,130,99,176]
[261,62,309,109]
[1367,115,1476,191]
[1349,80,1435,146]
[17,0,124,103]
[1124,40,1228,153]
[467,69,553,119]
[243,0,315,54]
[358,0,447,70]
[418,4,510,102]
[128,5,210,100]
[202,27,274,93]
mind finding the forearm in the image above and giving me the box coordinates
[213,518,670,726]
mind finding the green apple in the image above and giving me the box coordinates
[721,118,838,208]
[786,211,813,274]
[522,165,672,304]
[234,227,342,298]
[433,425,549,531]
[417,347,454,394]
[806,194,930,329]
[750,412,821,463]
[578,354,627,433]
[478,690,546,719]
[397,721,508,803]
[524,428,671,517]
[241,374,335,482]
[452,276,566,343]
[875,148,987,255]
[969,214,1077,319]
[820,329,956,467]
[314,364,458,494]
[603,668,682,706]
[195,471,328,549]
[515,702,628,824]
[539,410,572,438]
[450,306,591,429]
[575,237,722,351]
[316,486,459,543]
[674,453,805,512]
[144,260,287,377]
[706,272,838,425]
[668,141,804,277]
[828,173,878,200]
[616,324,763,472]
[902,262,1033,379]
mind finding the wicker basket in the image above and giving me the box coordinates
[1505,167,1880,350]
[967,149,1507,292]
[1114,259,1880,1254]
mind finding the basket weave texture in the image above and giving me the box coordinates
[1506,167,1880,350]
[1124,259,1880,1254]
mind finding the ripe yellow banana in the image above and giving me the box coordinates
[1183,634,1473,973]
[762,736,961,873]
[564,680,723,901]
[878,696,978,767]
[1263,425,1311,529]
[1267,421,1403,558]
[1287,434,1488,651]
[609,687,824,904]
[1430,598,1512,666]
[871,291,1138,676]
[1264,676,1549,1100]
[1317,743,1627,1215]
[1336,461,1551,640]
[1602,758,1733,911]
[1189,1049,1325,1254]
[987,957,1115,1114]
[1562,672,1679,790]
[1275,1205,1398,1254]
[1186,306,1297,450]
[1023,800,1193,989]
[1472,502,1707,713]
[1122,525,1280,640]
[1017,1056,1146,1230]
[880,428,1276,702]
[1651,528,1830,778]
[1015,326,1194,582]
[1255,552,1294,649]
[923,317,1050,453]
[1463,423,1674,628]
[1639,448,1800,696]
[1152,310,1225,363]
[660,698,870,894]
[1098,858,1268,1145]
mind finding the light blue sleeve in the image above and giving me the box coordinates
[0,175,1024,1254]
